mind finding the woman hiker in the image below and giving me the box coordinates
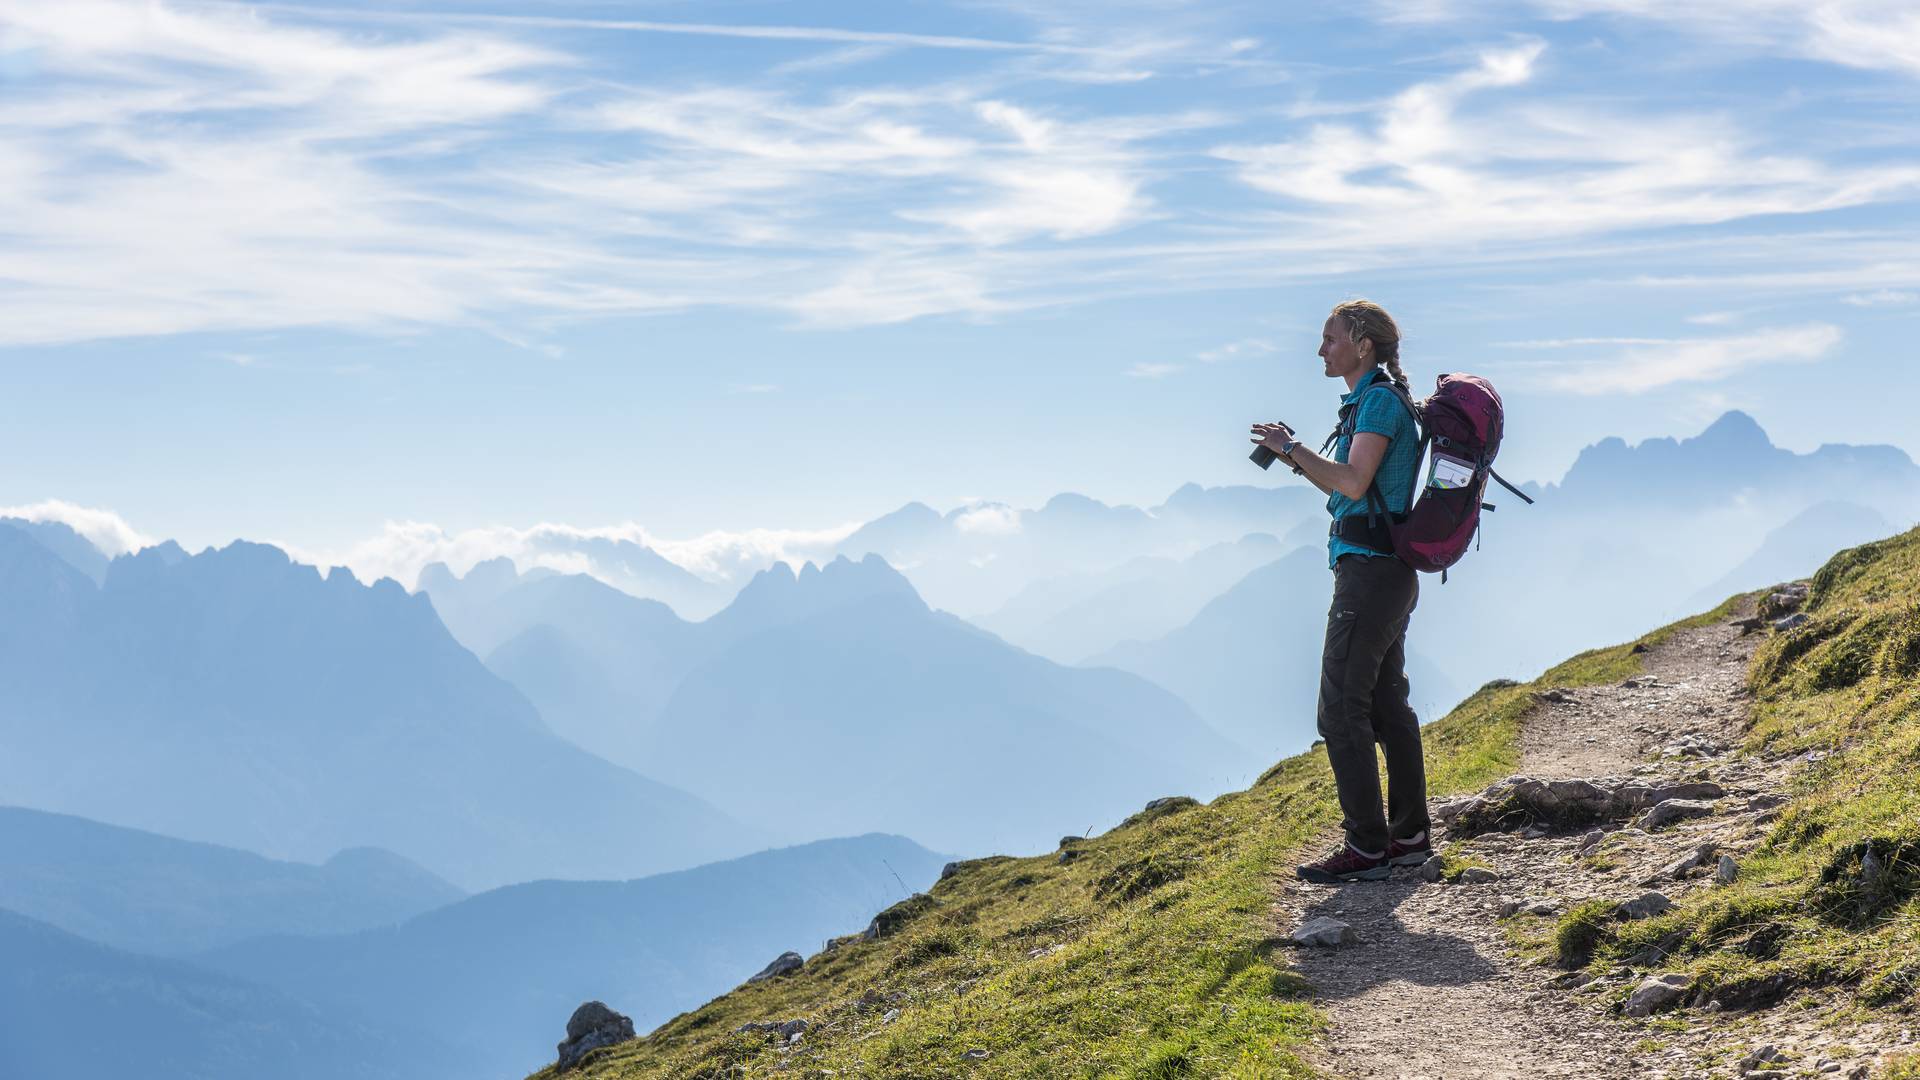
[1250,299,1433,884]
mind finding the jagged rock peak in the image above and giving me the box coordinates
[730,553,924,614]
[1688,410,1772,449]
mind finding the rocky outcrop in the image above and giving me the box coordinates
[747,951,804,983]
[555,1001,635,1071]
[863,893,936,941]
[1437,775,1724,837]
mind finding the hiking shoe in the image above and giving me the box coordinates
[1386,832,1432,867]
[1295,843,1390,884]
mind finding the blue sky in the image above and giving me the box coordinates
[1,0,1917,582]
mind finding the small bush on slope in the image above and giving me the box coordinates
[535,620,1698,1078]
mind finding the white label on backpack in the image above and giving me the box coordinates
[1430,456,1475,490]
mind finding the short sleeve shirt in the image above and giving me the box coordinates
[1326,370,1422,568]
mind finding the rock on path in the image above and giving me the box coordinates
[1275,608,1774,1079]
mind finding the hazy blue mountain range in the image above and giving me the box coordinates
[1388,411,1920,692]
[1690,500,1894,607]
[1089,547,1463,761]
[0,807,463,955]
[0,515,110,582]
[0,906,464,1080]
[644,556,1241,852]
[831,484,1322,617]
[425,553,1241,854]
[977,532,1287,665]
[197,834,948,1080]
[1541,410,1920,514]
[0,525,761,891]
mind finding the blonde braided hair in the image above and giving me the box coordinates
[1331,299,1408,392]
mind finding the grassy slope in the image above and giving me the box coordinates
[541,607,1713,1080]
[1558,526,1920,1027]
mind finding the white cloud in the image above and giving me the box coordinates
[0,499,154,556]
[1,1,1915,345]
[0,1,1197,341]
[1213,41,1920,254]
[952,504,1024,535]
[1197,337,1277,362]
[1842,289,1918,307]
[1503,323,1843,394]
[1126,361,1183,378]
[1519,1,1920,79]
[314,518,860,592]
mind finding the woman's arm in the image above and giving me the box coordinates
[1288,433,1388,500]
[1253,425,1389,500]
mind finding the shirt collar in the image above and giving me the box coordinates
[1340,368,1385,405]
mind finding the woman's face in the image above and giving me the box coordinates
[1318,314,1370,380]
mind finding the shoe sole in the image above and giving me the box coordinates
[1295,863,1391,884]
[1388,849,1433,867]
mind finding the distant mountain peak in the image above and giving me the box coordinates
[724,553,926,624]
[1689,410,1772,449]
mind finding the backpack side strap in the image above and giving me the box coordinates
[1486,467,1536,505]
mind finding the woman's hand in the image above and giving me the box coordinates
[1250,422,1297,456]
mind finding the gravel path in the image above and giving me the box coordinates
[1270,604,1831,1080]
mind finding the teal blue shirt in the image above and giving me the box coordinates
[1326,370,1421,568]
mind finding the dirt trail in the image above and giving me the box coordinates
[1272,608,1809,1080]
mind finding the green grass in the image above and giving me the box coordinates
[1885,1052,1920,1080]
[535,602,1740,1079]
[1566,527,1920,1020]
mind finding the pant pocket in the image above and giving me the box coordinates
[1325,608,1358,662]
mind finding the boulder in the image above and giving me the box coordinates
[1654,842,1719,881]
[556,1001,636,1071]
[1455,867,1499,885]
[1290,916,1357,947]
[1619,891,1673,920]
[1418,855,1446,883]
[820,933,862,955]
[1716,855,1739,885]
[1772,612,1810,633]
[747,951,803,983]
[864,893,936,941]
[1637,799,1716,831]
[1623,973,1691,1017]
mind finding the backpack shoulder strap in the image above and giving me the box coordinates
[1364,379,1421,432]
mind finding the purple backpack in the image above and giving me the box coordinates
[1330,373,1534,578]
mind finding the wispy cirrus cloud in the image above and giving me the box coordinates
[1517,0,1920,79]
[1497,323,1844,394]
[1125,361,1183,378]
[2,1,1918,348]
[1212,40,1920,254]
[1843,289,1918,307]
